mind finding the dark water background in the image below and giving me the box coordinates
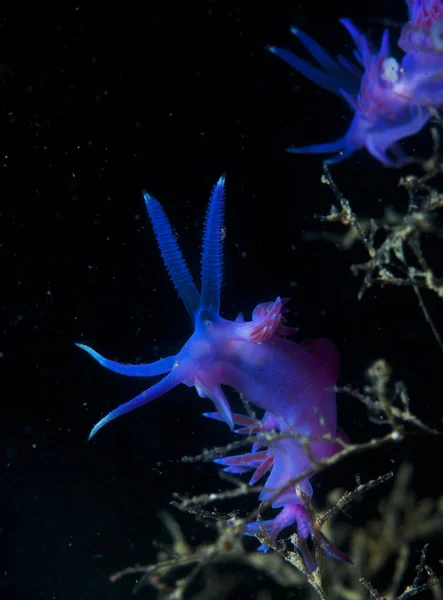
[2,1,442,598]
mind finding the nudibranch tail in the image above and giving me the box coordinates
[143,191,200,321]
[200,174,226,318]
[214,417,353,567]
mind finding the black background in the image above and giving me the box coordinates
[2,1,443,598]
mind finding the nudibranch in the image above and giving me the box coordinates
[268,1,442,165]
[77,176,348,565]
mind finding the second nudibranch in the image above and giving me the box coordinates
[77,176,340,448]
[268,0,443,165]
